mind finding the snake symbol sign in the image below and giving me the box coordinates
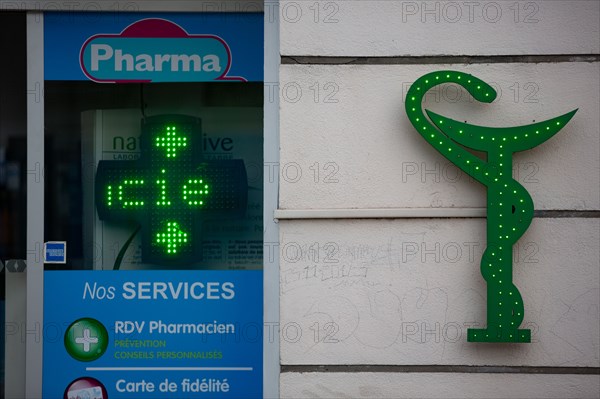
[405,71,577,343]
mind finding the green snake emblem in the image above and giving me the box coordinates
[405,71,577,343]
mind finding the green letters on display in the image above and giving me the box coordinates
[405,71,577,343]
[95,114,248,266]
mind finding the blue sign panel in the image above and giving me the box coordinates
[43,271,262,398]
[44,241,67,263]
[44,13,263,82]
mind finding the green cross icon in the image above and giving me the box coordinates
[156,125,187,158]
[64,317,108,362]
[95,114,247,265]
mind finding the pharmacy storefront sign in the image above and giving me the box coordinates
[80,18,245,83]
[43,11,263,399]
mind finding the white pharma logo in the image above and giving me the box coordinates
[89,45,223,73]
[91,44,222,72]
[80,18,245,83]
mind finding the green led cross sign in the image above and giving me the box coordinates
[95,114,247,265]
[405,71,577,343]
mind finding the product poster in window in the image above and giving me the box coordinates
[42,12,264,398]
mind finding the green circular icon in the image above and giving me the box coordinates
[64,317,108,362]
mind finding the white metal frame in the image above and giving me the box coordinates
[26,11,44,398]
[263,1,281,397]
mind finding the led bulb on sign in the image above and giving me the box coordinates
[95,114,248,265]
[405,71,577,343]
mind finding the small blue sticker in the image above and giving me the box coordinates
[44,242,67,264]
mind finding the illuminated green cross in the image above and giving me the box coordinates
[95,114,247,265]
[156,125,187,158]
[156,221,188,254]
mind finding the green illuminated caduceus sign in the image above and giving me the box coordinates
[95,114,247,266]
[405,71,577,343]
